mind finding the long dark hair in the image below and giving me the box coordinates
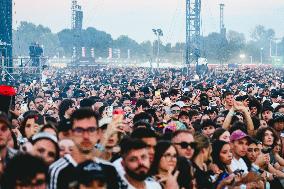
[150,141,177,175]
[211,140,229,172]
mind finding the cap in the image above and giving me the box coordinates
[76,160,106,184]
[230,130,250,142]
[273,112,284,122]
[31,132,58,145]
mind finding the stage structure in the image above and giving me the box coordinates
[185,0,201,76]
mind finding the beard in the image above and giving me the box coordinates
[125,165,150,181]
[37,104,44,111]
[77,141,94,154]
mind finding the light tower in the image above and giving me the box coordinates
[185,0,201,75]
[220,3,226,37]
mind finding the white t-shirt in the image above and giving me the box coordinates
[114,158,162,189]
[229,157,248,174]
[120,174,162,189]
[113,157,125,176]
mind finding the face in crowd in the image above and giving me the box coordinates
[246,142,260,163]
[172,132,195,160]
[230,137,249,159]
[122,147,151,181]
[33,139,58,166]
[72,117,99,154]
[219,143,233,165]
[158,145,177,174]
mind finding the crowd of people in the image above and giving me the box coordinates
[0,65,283,189]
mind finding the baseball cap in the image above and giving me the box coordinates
[31,132,58,145]
[76,160,106,185]
[230,130,250,142]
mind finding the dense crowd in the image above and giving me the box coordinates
[0,65,283,189]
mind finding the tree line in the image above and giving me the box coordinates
[13,21,284,63]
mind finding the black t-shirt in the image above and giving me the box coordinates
[192,162,214,189]
[49,154,121,189]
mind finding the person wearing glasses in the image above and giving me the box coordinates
[150,141,191,189]
[172,130,195,161]
[49,108,120,189]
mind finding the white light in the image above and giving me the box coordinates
[239,54,246,59]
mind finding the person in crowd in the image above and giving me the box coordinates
[58,138,75,157]
[150,140,191,189]
[211,128,230,142]
[172,130,195,161]
[119,137,162,189]
[1,153,48,189]
[49,108,120,189]
[31,132,60,165]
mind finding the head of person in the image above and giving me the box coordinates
[170,104,181,120]
[1,153,48,189]
[39,124,57,136]
[169,88,179,102]
[256,127,279,148]
[59,99,75,119]
[34,96,45,112]
[246,139,261,163]
[0,114,12,150]
[275,104,284,114]
[201,119,216,138]
[261,106,273,123]
[273,138,282,155]
[188,110,200,123]
[223,91,234,108]
[249,99,261,117]
[178,111,191,128]
[70,108,100,154]
[130,128,158,163]
[192,134,212,163]
[120,137,150,181]
[59,139,75,157]
[211,128,230,143]
[214,115,225,126]
[230,130,250,159]
[32,132,60,165]
[271,112,284,133]
[76,160,107,189]
[150,141,178,175]
[20,112,44,139]
[212,140,232,171]
[172,130,195,160]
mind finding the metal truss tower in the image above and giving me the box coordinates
[71,0,83,64]
[0,0,13,70]
[185,0,201,72]
[220,4,226,37]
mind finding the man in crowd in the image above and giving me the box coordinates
[49,108,120,189]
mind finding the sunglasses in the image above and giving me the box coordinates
[171,110,180,114]
[174,142,196,149]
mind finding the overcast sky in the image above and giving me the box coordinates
[13,0,284,44]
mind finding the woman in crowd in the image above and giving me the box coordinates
[211,140,233,185]
[211,128,230,142]
[150,141,191,189]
